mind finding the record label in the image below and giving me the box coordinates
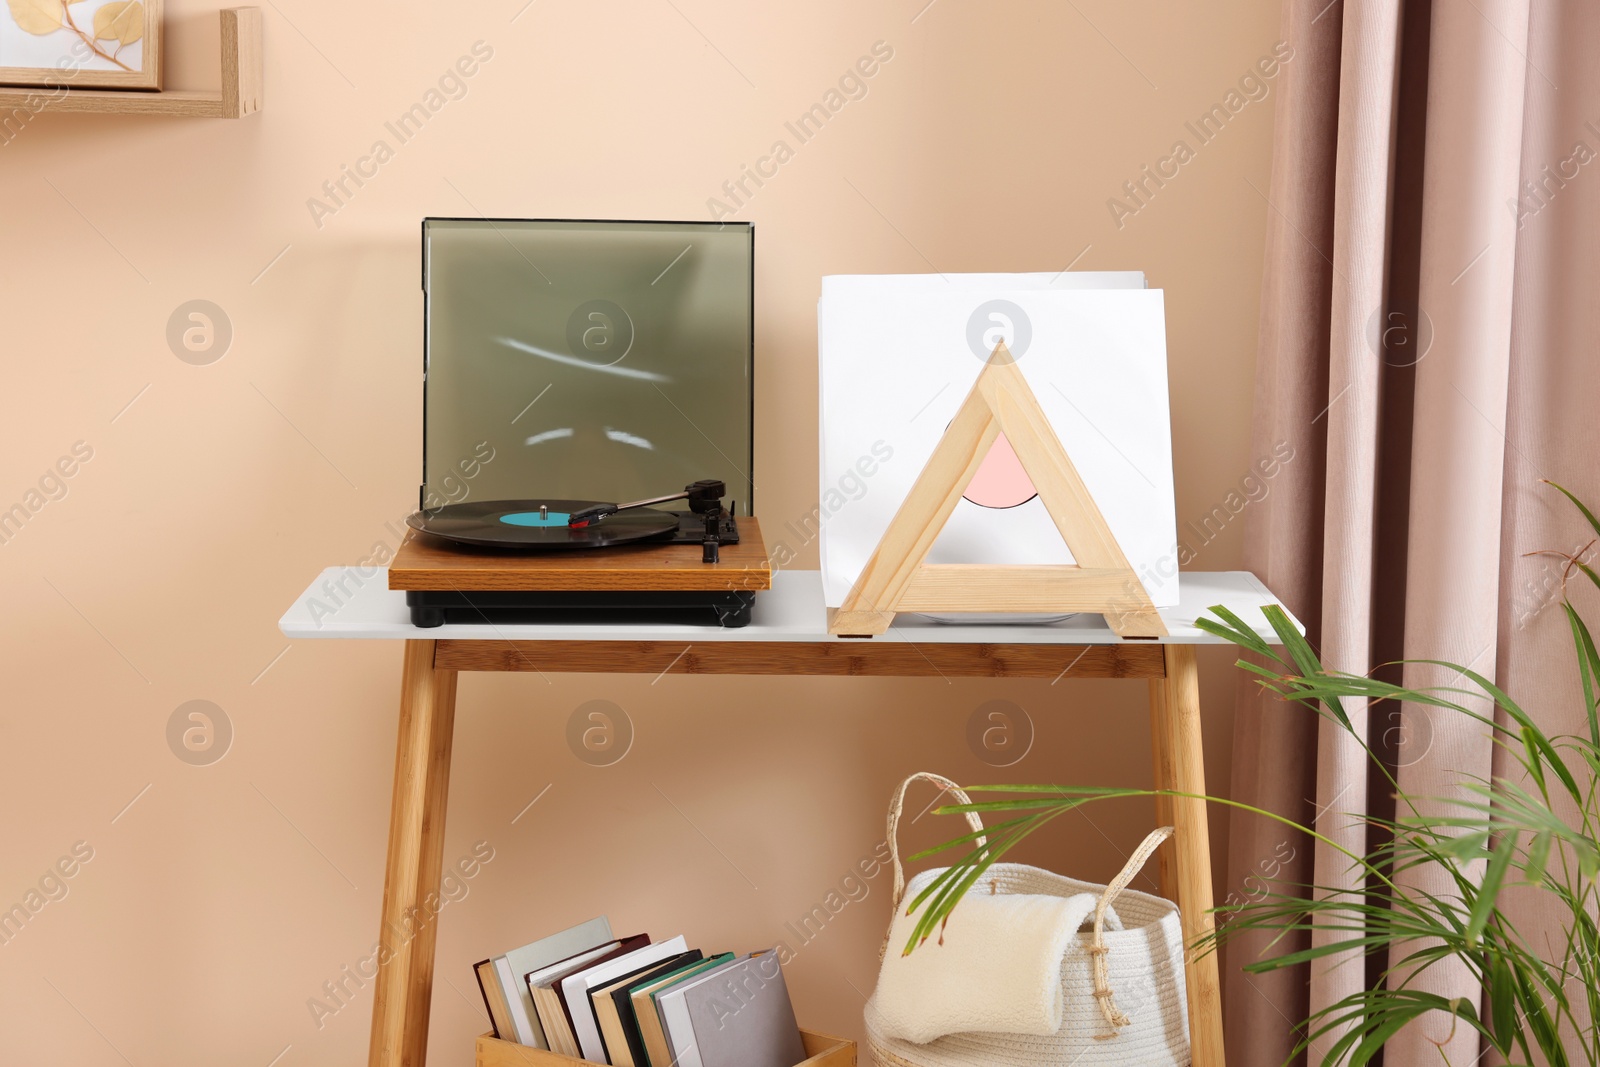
[498,510,571,527]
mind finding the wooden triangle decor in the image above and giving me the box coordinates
[830,341,1168,639]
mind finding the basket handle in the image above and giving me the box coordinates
[1089,825,1173,1035]
[885,772,988,913]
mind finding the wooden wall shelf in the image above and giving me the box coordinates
[0,8,261,119]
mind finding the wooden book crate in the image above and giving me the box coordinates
[475,1028,856,1066]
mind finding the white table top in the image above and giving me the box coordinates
[279,569,1298,645]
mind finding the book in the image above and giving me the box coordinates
[655,954,748,1067]
[592,951,703,1067]
[528,937,647,1057]
[479,916,614,1046]
[635,954,735,1067]
[563,936,689,1062]
[659,951,805,1067]
[686,952,806,1067]
[473,958,514,1040]
[494,959,525,1040]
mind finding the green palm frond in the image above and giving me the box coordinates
[909,483,1600,1066]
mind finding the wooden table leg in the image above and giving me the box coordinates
[1149,645,1225,1067]
[368,640,459,1067]
[1148,681,1176,901]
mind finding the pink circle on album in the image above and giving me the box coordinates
[964,432,1038,509]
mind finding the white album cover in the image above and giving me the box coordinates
[817,273,1179,611]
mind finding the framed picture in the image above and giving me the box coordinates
[0,0,162,90]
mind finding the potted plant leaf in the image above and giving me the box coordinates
[906,483,1600,1066]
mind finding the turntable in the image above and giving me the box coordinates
[390,479,772,628]
[405,480,738,553]
[399,217,766,628]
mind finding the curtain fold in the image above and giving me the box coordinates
[1224,2,1342,1064]
[1223,0,1341,1057]
[1310,2,1403,1059]
[1228,0,1597,1062]
[1389,0,1530,1061]
[1490,0,1600,1057]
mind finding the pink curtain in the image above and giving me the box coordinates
[1225,0,1600,1062]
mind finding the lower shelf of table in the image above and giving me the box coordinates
[475,1028,856,1066]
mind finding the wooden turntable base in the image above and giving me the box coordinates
[388,517,772,592]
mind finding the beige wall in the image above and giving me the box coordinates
[0,1,1284,1062]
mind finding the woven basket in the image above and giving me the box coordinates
[865,773,1190,1067]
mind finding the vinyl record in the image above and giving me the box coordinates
[406,499,680,550]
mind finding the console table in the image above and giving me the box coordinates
[280,560,1298,1067]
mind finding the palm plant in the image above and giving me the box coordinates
[906,483,1600,1066]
